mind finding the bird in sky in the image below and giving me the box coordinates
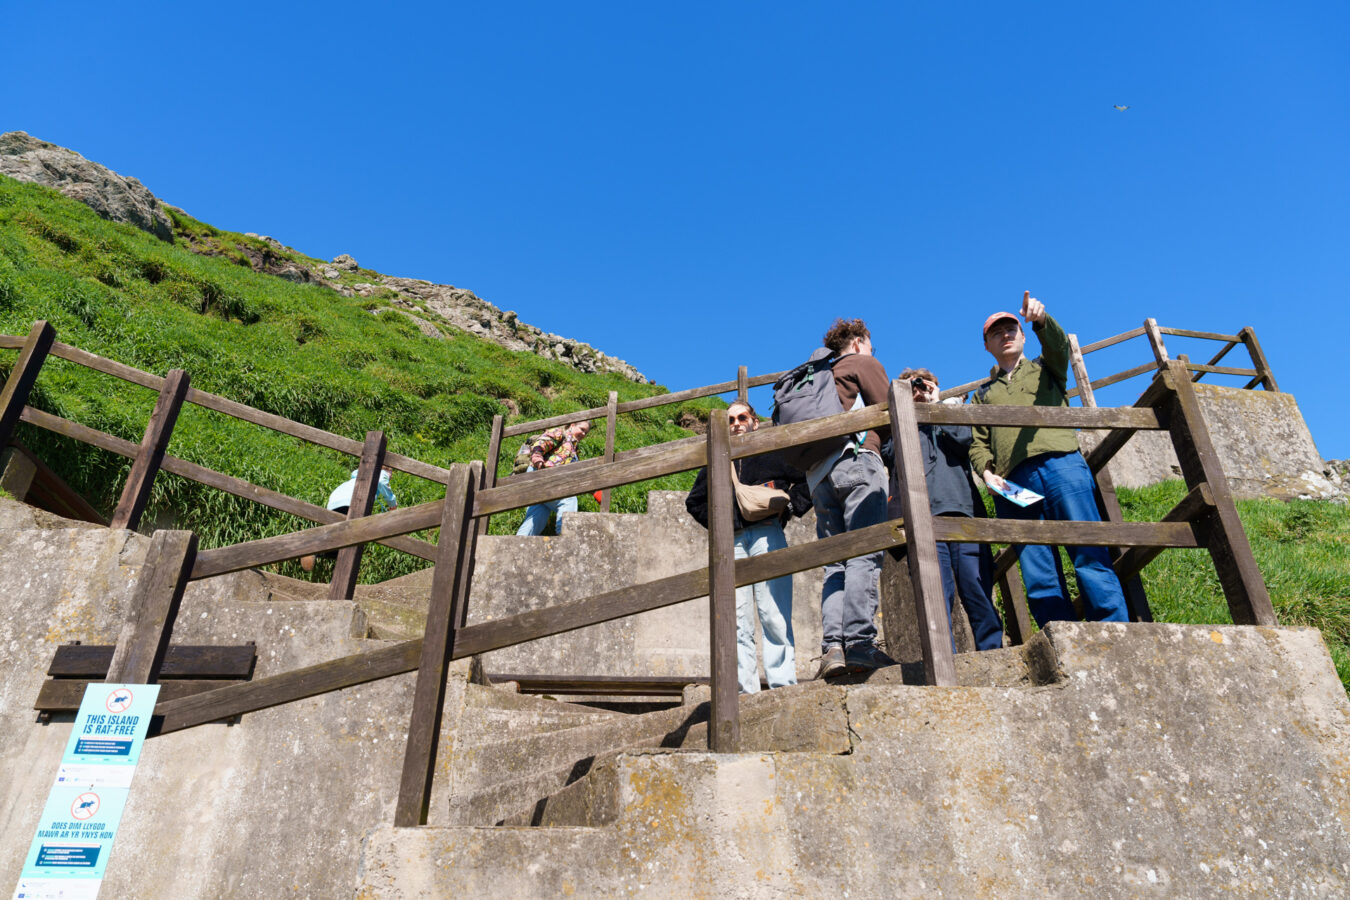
[1113,105,1130,111]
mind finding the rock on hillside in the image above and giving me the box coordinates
[0,131,648,384]
[0,131,174,242]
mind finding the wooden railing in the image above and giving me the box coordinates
[2,320,1275,829]
[942,318,1278,404]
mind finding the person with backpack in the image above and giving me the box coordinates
[970,292,1128,626]
[685,400,812,694]
[515,420,592,536]
[775,318,896,678]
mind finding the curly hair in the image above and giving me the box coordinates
[822,318,871,353]
[897,367,938,386]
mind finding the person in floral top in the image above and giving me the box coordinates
[516,420,592,535]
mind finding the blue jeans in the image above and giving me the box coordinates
[936,536,1005,652]
[515,467,578,536]
[812,450,887,652]
[733,520,795,694]
[993,451,1128,627]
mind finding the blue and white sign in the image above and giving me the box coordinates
[13,684,159,900]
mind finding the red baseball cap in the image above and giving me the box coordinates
[982,311,1020,338]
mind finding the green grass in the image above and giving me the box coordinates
[1117,480,1350,693]
[0,175,719,581]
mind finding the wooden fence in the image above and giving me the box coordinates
[2,320,1275,828]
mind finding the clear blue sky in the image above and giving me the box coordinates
[6,2,1348,457]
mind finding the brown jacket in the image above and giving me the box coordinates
[831,353,891,457]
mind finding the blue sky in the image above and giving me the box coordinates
[5,2,1348,456]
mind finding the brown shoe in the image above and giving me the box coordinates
[814,645,847,679]
[300,555,315,573]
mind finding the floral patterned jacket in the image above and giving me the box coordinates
[528,427,584,469]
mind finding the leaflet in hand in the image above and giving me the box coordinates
[989,478,1043,508]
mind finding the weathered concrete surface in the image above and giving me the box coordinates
[359,622,1350,899]
[1079,383,1335,500]
[0,507,432,898]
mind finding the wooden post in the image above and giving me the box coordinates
[457,462,484,631]
[329,431,387,601]
[996,568,1031,647]
[105,530,198,684]
[1068,333,1096,408]
[477,414,504,535]
[395,463,477,826]
[705,415,739,751]
[0,320,55,453]
[1240,326,1279,392]
[1143,318,1170,369]
[111,369,190,531]
[736,365,748,403]
[887,379,957,686]
[1160,361,1276,625]
[599,391,618,513]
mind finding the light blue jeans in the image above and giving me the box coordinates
[733,519,795,694]
[515,467,578,536]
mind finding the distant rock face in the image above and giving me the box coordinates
[0,131,174,242]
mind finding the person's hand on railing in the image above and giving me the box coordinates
[1020,290,1046,326]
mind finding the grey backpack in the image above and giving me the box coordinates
[771,348,850,470]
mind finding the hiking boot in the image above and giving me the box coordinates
[845,643,896,672]
[815,645,847,679]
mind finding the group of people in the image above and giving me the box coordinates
[501,291,1131,697]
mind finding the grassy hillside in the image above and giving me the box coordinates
[0,175,715,581]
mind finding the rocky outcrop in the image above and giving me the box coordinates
[0,131,173,242]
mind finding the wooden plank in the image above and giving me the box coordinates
[600,391,618,513]
[45,341,449,482]
[395,463,476,826]
[110,369,190,531]
[1162,360,1276,625]
[1068,333,1096,408]
[705,416,739,751]
[1143,318,1170,367]
[939,377,987,400]
[0,334,25,350]
[502,405,609,438]
[931,518,1198,549]
[915,405,1160,430]
[1078,325,1147,355]
[190,499,445,580]
[1240,326,1279,391]
[329,431,387,601]
[18,406,437,560]
[485,674,708,696]
[736,365,748,403]
[48,644,256,679]
[1182,363,1259,378]
[454,461,484,631]
[478,414,504,535]
[499,434,705,486]
[1157,327,1241,342]
[153,640,425,735]
[105,530,198,684]
[0,321,55,452]
[1115,483,1216,582]
[1193,339,1240,383]
[995,567,1031,647]
[453,519,908,660]
[36,679,246,712]
[9,440,107,525]
[888,379,957,687]
[1087,361,1162,393]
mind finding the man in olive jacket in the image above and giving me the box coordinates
[970,292,1127,627]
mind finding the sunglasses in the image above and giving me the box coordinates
[728,413,753,424]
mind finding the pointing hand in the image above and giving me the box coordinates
[1020,290,1046,325]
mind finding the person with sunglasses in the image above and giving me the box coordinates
[685,401,812,693]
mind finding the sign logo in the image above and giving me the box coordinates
[106,688,133,714]
[71,791,100,821]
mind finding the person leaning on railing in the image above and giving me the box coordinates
[685,400,812,694]
[515,420,592,536]
[970,292,1128,627]
[300,465,398,572]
